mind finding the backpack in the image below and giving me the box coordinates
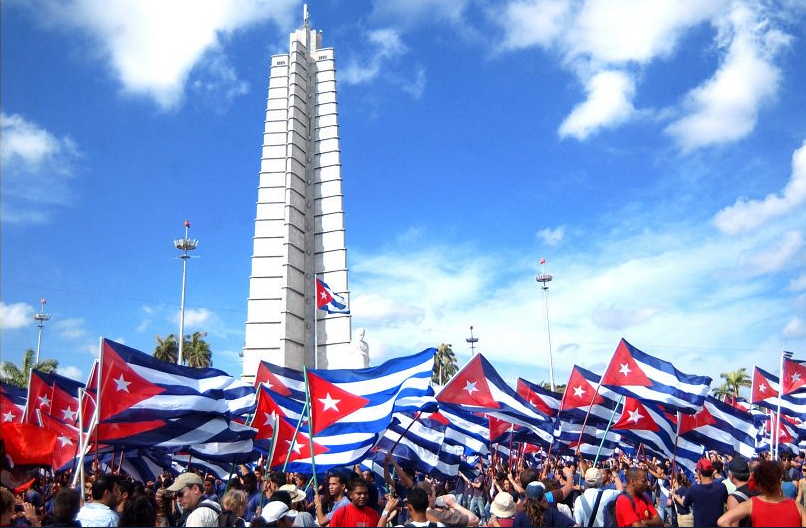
[603,492,634,528]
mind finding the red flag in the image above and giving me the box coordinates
[782,359,806,395]
[307,372,368,435]
[436,355,499,408]
[601,340,653,387]
[0,423,57,466]
[561,367,604,410]
[611,398,660,432]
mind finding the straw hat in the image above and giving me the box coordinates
[278,484,307,503]
[490,492,516,519]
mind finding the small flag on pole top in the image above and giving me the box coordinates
[539,258,546,265]
[315,279,349,314]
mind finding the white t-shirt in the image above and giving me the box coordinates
[573,488,620,527]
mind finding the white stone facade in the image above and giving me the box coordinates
[242,20,352,379]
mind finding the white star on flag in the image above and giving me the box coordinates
[792,373,801,383]
[57,435,73,447]
[2,411,15,422]
[759,383,767,393]
[573,386,585,398]
[318,393,341,412]
[263,412,274,426]
[61,407,77,421]
[285,439,303,455]
[114,374,131,392]
[627,409,644,423]
[37,395,51,408]
[320,291,328,300]
[463,380,479,395]
[619,363,632,376]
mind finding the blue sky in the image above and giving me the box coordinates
[2,0,805,393]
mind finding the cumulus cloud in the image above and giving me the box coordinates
[666,2,790,151]
[742,231,803,276]
[714,140,806,234]
[1,113,80,223]
[558,71,635,140]
[341,28,408,85]
[57,365,84,381]
[784,317,806,338]
[0,302,34,329]
[537,226,566,246]
[179,307,214,328]
[28,0,298,109]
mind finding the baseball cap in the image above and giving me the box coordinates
[166,472,204,492]
[696,458,714,472]
[525,482,555,503]
[263,501,298,524]
[584,468,603,487]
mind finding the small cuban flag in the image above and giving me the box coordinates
[316,278,349,314]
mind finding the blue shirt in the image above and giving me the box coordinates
[76,502,119,527]
[782,481,797,499]
[683,482,727,527]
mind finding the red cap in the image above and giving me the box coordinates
[696,458,714,472]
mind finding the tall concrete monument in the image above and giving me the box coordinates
[243,6,366,380]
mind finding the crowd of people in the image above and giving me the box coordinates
[2,450,806,527]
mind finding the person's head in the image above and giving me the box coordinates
[753,460,784,496]
[728,457,750,485]
[116,479,133,511]
[0,487,15,527]
[327,473,346,499]
[292,473,307,488]
[675,473,691,488]
[415,481,436,507]
[502,478,513,492]
[277,484,306,508]
[626,469,649,495]
[222,489,247,517]
[696,458,715,479]
[265,471,286,494]
[203,476,216,496]
[584,468,603,489]
[347,477,370,508]
[262,500,296,528]
[406,487,429,520]
[270,490,292,507]
[166,472,205,510]
[242,472,258,495]
[490,492,516,520]
[91,475,120,508]
[52,488,81,524]
[119,494,156,527]
[519,468,538,489]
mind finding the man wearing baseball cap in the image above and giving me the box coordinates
[262,500,297,527]
[573,467,623,527]
[167,472,221,527]
[672,458,727,528]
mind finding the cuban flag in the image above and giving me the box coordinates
[782,358,806,395]
[601,339,711,414]
[755,413,802,454]
[374,412,464,478]
[679,396,756,459]
[256,348,436,472]
[1,382,26,423]
[24,370,83,426]
[36,412,81,471]
[97,339,255,423]
[517,378,561,417]
[316,278,349,314]
[611,397,703,475]
[436,354,555,445]
[558,365,622,426]
[752,366,806,418]
[553,423,621,460]
[434,403,490,456]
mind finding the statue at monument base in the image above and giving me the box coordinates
[328,328,369,369]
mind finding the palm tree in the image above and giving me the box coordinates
[154,334,179,364]
[183,331,212,368]
[711,383,733,401]
[432,343,458,385]
[720,368,751,399]
[1,349,58,388]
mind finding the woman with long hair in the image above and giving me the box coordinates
[511,483,573,528]
[718,460,806,527]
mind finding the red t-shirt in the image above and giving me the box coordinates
[328,502,380,528]
[615,493,658,527]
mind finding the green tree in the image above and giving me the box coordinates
[540,381,567,395]
[1,349,58,388]
[711,383,733,401]
[154,334,179,364]
[432,343,458,385]
[720,368,751,399]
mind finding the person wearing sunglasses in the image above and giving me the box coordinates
[167,472,221,527]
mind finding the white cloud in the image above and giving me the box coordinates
[0,302,34,329]
[179,307,214,328]
[537,226,566,246]
[790,274,806,292]
[1,113,80,224]
[31,0,299,109]
[714,140,806,234]
[784,317,806,338]
[498,0,571,50]
[401,66,427,99]
[743,231,803,276]
[54,318,88,340]
[666,2,789,151]
[57,365,83,381]
[190,51,250,108]
[559,70,635,139]
[341,28,408,85]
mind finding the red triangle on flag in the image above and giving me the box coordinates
[488,415,515,442]
[25,373,53,424]
[251,388,287,440]
[99,341,166,421]
[307,371,369,435]
[270,416,328,467]
[561,367,604,410]
[782,359,806,395]
[601,339,653,387]
[752,367,776,403]
[612,397,660,432]
[255,362,292,396]
[436,355,500,409]
[315,280,334,309]
[517,379,556,417]
[427,411,451,426]
[678,405,717,435]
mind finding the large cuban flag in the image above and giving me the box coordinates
[517,378,562,418]
[0,381,26,423]
[679,396,756,459]
[24,370,83,426]
[601,339,711,414]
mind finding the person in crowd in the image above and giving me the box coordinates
[1,488,15,527]
[167,472,221,527]
[573,467,623,527]
[314,473,350,526]
[718,460,806,527]
[76,474,121,527]
[247,471,285,522]
[261,500,297,528]
[726,456,758,528]
[784,469,798,499]
[460,466,487,522]
[670,473,693,528]
[414,480,478,526]
[512,481,575,528]
[613,469,662,527]
[276,484,314,527]
[47,488,81,527]
[327,477,379,528]
[154,487,174,527]
[489,491,516,527]
[672,457,727,527]
[204,475,220,504]
[219,489,247,528]
[119,493,156,527]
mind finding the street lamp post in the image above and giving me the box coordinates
[174,220,199,365]
[536,259,555,392]
[466,325,479,356]
[33,297,51,365]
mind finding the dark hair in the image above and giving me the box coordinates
[327,473,346,485]
[228,477,243,491]
[407,487,428,513]
[349,477,369,492]
[520,469,538,488]
[753,461,783,495]
[626,469,645,485]
[251,516,268,527]
[524,497,546,527]
[92,475,118,501]
[52,488,81,524]
[267,471,286,487]
[675,473,690,488]
[242,473,258,494]
[117,479,133,498]
[270,490,292,506]
[700,467,715,478]
[712,460,724,474]
[119,494,156,527]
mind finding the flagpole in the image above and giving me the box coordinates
[313,274,318,370]
[281,398,310,472]
[94,337,103,473]
[387,411,422,455]
[774,350,785,460]
[593,394,624,465]
[575,382,603,456]
[73,388,84,497]
[302,367,318,491]
[259,412,280,513]
[22,368,34,423]
[668,411,681,481]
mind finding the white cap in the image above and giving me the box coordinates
[263,501,297,523]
